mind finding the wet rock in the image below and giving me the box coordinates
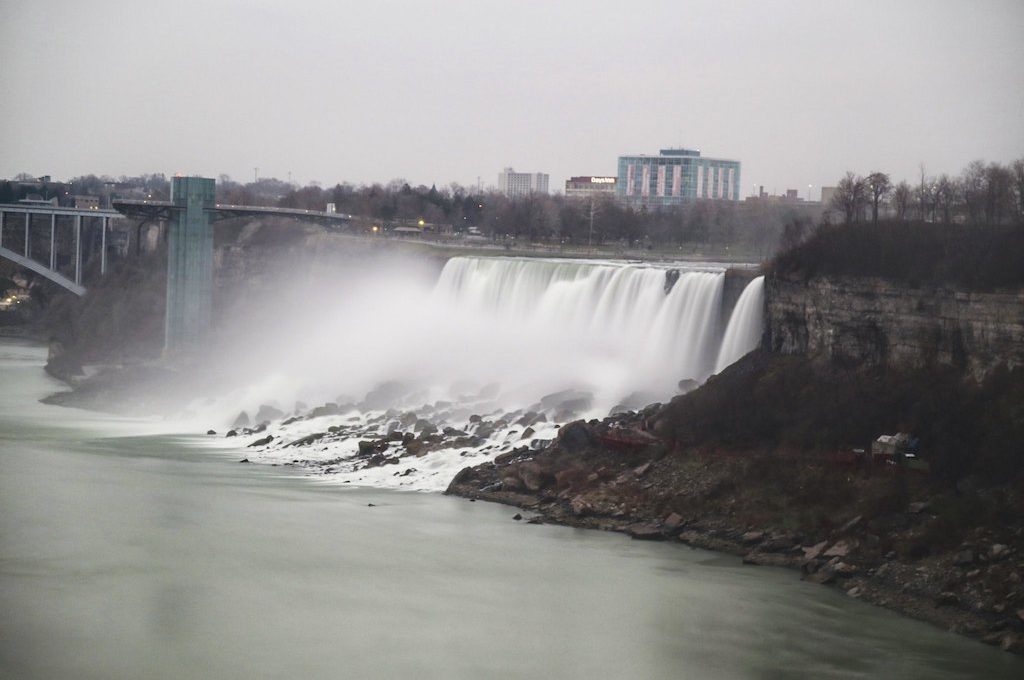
[953,548,976,567]
[501,475,524,492]
[414,419,438,435]
[677,379,699,394]
[663,513,685,534]
[249,435,274,447]
[936,592,961,607]
[627,524,664,541]
[521,427,535,440]
[824,540,852,558]
[513,513,523,521]
[518,462,547,492]
[838,515,863,534]
[206,429,216,435]
[287,432,327,448]
[281,416,303,426]
[557,420,594,452]
[988,544,1010,561]
[742,530,765,545]
[362,381,409,410]
[239,458,250,463]
[469,414,482,423]
[225,429,238,438]
[255,404,284,422]
[231,411,250,429]
[309,402,342,419]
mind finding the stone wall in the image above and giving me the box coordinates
[765,273,1024,377]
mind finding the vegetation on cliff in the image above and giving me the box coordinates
[771,221,1024,291]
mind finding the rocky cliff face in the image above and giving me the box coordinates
[766,273,1024,377]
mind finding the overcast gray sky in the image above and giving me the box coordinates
[1,0,1022,196]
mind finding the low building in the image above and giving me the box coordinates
[74,195,100,210]
[565,176,617,199]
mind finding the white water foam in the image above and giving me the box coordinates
[197,257,766,491]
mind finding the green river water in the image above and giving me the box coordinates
[1,339,1020,679]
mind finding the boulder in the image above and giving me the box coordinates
[802,541,828,560]
[627,524,664,541]
[663,513,685,533]
[255,404,284,423]
[935,592,960,607]
[225,429,238,438]
[309,403,342,419]
[206,429,216,435]
[518,462,547,492]
[521,427,535,440]
[953,548,976,567]
[248,435,274,447]
[823,540,852,558]
[742,531,765,545]
[557,420,594,452]
[988,544,1010,561]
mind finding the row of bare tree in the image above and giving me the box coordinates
[830,159,1024,226]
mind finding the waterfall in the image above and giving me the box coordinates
[714,275,765,373]
[208,256,764,425]
[432,257,729,406]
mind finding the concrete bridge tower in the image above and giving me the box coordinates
[165,176,214,353]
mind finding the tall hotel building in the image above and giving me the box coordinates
[616,148,741,208]
[498,168,550,198]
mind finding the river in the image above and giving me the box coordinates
[1,339,1020,679]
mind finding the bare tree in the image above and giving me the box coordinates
[831,172,868,224]
[892,181,913,221]
[984,162,1014,225]
[1013,158,1024,225]
[865,172,892,225]
[961,160,987,225]
[933,174,960,224]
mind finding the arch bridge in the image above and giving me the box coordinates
[0,177,352,352]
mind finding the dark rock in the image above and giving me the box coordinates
[627,524,665,541]
[518,462,547,492]
[362,381,409,410]
[936,592,961,607]
[521,427,535,440]
[513,513,523,521]
[310,403,343,419]
[557,420,594,452]
[414,419,438,435]
[367,503,376,507]
[907,501,930,514]
[282,416,302,426]
[988,544,1010,561]
[249,435,274,447]
[255,404,284,423]
[663,513,685,533]
[469,414,482,423]
[677,379,699,394]
[206,429,217,435]
[238,458,250,463]
[838,515,863,534]
[225,429,238,438]
[742,530,765,545]
[953,548,976,567]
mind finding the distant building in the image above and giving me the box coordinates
[565,176,617,199]
[74,195,100,210]
[498,168,549,197]
[616,148,741,208]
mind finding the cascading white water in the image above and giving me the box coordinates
[207,256,765,423]
[204,256,768,490]
[433,257,726,406]
[714,275,765,373]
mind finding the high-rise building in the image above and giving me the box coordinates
[616,148,741,208]
[498,168,549,197]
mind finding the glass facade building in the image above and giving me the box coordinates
[616,148,741,208]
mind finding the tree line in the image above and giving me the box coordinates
[829,159,1024,226]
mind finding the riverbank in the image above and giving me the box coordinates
[445,354,1024,656]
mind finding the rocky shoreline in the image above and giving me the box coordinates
[445,417,1024,656]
